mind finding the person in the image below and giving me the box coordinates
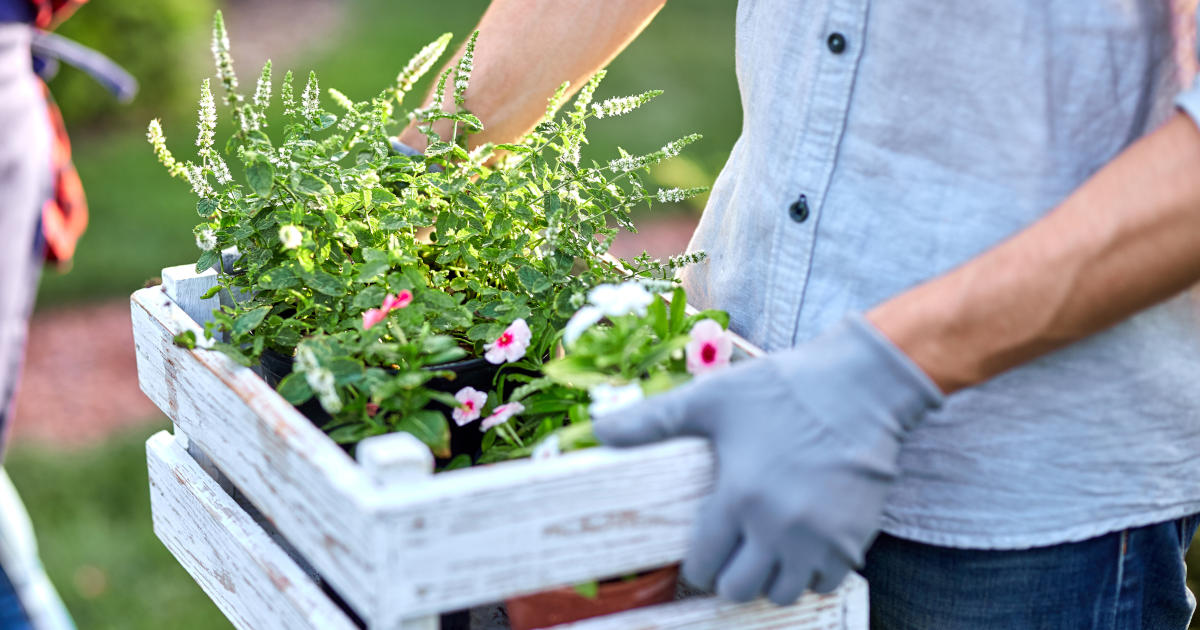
[0,0,122,627]
[399,1,1200,627]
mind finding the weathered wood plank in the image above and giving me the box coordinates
[553,575,867,630]
[131,287,380,622]
[146,431,357,630]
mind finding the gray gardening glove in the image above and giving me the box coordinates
[594,314,943,605]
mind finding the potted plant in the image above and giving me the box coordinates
[147,11,736,626]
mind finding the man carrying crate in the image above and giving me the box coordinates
[402,1,1200,627]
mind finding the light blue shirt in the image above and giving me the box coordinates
[682,0,1200,549]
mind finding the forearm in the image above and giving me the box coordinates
[398,0,665,150]
[870,112,1200,394]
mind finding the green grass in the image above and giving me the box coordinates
[4,421,230,630]
[37,0,740,308]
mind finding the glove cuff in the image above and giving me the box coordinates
[779,314,943,435]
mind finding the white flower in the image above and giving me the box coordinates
[656,187,685,203]
[480,401,524,432]
[608,154,640,173]
[562,305,603,346]
[532,434,561,460]
[195,227,217,251]
[295,344,319,372]
[196,80,217,150]
[278,224,302,249]
[301,72,320,120]
[588,382,644,418]
[589,282,654,317]
[306,367,342,414]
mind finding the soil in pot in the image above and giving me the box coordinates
[505,565,680,630]
[257,348,498,463]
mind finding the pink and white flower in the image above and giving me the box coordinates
[686,318,733,375]
[480,401,525,432]
[362,290,414,330]
[382,290,413,311]
[484,318,531,364]
[451,386,488,426]
[361,308,387,330]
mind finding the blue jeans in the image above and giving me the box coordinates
[0,563,31,630]
[863,514,1200,629]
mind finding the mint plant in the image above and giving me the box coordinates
[149,12,712,460]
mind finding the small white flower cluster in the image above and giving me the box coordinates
[563,281,656,345]
[454,36,475,100]
[297,345,342,414]
[571,69,606,120]
[395,33,451,97]
[245,60,272,132]
[559,136,581,166]
[186,163,215,198]
[146,119,186,179]
[608,154,642,173]
[656,188,685,203]
[301,72,320,120]
[280,70,296,117]
[328,88,355,113]
[590,90,659,119]
[270,145,294,169]
[278,224,302,250]
[196,80,217,150]
[211,11,238,95]
[194,226,217,251]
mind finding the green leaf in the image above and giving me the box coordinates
[232,306,271,336]
[200,285,223,300]
[356,260,390,283]
[573,581,599,599]
[686,309,730,330]
[246,161,274,197]
[196,249,220,273]
[258,267,299,290]
[291,171,334,196]
[197,198,219,217]
[352,286,387,310]
[395,409,450,458]
[517,266,551,293]
[327,357,364,385]
[277,372,313,404]
[302,270,344,296]
[425,142,455,157]
[668,287,687,334]
[494,143,532,153]
[441,454,473,471]
[172,330,197,349]
[543,356,609,388]
[211,342,255,367]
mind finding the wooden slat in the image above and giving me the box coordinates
[146,431,358,630]
[131,287,381,622]
[554,575,867,630]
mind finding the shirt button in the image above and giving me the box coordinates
[827,32,847,54]
[788,194,810,223]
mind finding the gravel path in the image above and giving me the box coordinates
[8,215,699,447]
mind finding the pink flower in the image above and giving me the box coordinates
[362,308,387,330]
[484,318,532,364]
[480,401,525,432]
[452,386,488,426]
[382,290,413,311]
[362,290,414,330]
[365,402,380,417]
[686,319,733,375]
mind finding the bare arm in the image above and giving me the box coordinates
[398,0,666,150]
[870,112,1200,394]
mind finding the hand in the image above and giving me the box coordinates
[594,315,942,605]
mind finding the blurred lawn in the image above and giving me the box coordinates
[37,0,740,308]
[5,422,230,630]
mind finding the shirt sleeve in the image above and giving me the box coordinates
[1177,10,1200,126]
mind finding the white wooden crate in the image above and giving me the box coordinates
[133,264,869,629]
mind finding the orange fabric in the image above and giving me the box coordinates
[29,0,86,30]
[39,85,87,267]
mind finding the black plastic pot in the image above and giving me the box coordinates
[258,348,498,463]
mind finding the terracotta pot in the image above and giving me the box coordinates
[505,565,680,630]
